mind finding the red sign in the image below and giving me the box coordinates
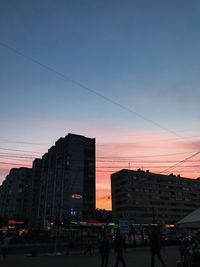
[8,219,25,225]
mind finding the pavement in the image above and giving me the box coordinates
[0,246,181,267]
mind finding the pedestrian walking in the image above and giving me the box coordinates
[99,234,110,267]
[84,239,93,256]
[1,235,11,260]
[112,228,127,267]
[149,227,166,267]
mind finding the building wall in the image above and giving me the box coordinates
[37,133,96,229]
[0,168,32,224]
[0,133,96,230]
[27,158,42,230]
[111,169,200,225]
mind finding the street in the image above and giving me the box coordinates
[1,246,180,267]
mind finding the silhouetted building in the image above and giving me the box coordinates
[37,133,96,229]
[0,168,32,224]
[0,133,95,230]
[111,169,200,225]
[27,158,42,230]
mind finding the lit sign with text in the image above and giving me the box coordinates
[72,194,82,199]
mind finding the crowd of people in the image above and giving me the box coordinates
[98,227,200,267]
[98,226,167,267]
[2,226,200,267]
[179,235,200,266]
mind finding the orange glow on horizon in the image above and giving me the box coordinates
[1,131,200,210]
[95,132,200,209]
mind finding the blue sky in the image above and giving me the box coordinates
[0,0,200,208]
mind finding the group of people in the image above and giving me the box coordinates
[99,226,166,267]
[179,236,200,266]
[99,228,127,267]
[1,227,168,266]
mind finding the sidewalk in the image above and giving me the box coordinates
[1,246,180,267]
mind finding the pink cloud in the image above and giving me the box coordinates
[96,187,111,210]
[0,160,32,185]
[1,118,199,208]
[175,141,200,150]
[97,142,147,157]
[96,183,110,190]
[0,166,11,185]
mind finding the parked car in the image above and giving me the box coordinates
[162,234,180,245]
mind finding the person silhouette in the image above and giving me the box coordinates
[1,235,11,260]
[149,227,166,267]
[112,228,126,267]
[99,233,110,267]
[84,239,93,255]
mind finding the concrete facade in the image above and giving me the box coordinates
[37,133,96,229]
[0,133,95,230]
[0,167,32,224]
[111,169,200,225]
[27,158,42,230]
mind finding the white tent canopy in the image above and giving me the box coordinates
[176,207,200,228]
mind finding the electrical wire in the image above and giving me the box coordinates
[0,147,196,158]
[0,160,199,169]
[0,151,200,163]
[160,151,200,173]
[0,41,184,139]
[0,147,42,155]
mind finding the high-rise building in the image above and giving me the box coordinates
[0,168,32,224]
[27,158,42,230]
[0,133,96,230]
[111,169,200,225]
[37,133,96,229]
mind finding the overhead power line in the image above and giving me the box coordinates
[0,147,42,155]
[0,147,195,158]
[96,170,200,174]
[0,154,36,159]
[97,159,200,163]
[1,152,199,164]
[1,160,199,169]
[0,139,45,145]
[0,161,31,167]
[0,41,184,139]
[160,151,200,173]
[97,151,197,159]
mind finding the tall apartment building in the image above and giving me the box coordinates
[0,133,96,230]
[37,133,96,229]
[0,168,32,224]
[111,169,200,225]
[27,158,42,230]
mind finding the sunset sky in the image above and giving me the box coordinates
[0,0,200,210]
